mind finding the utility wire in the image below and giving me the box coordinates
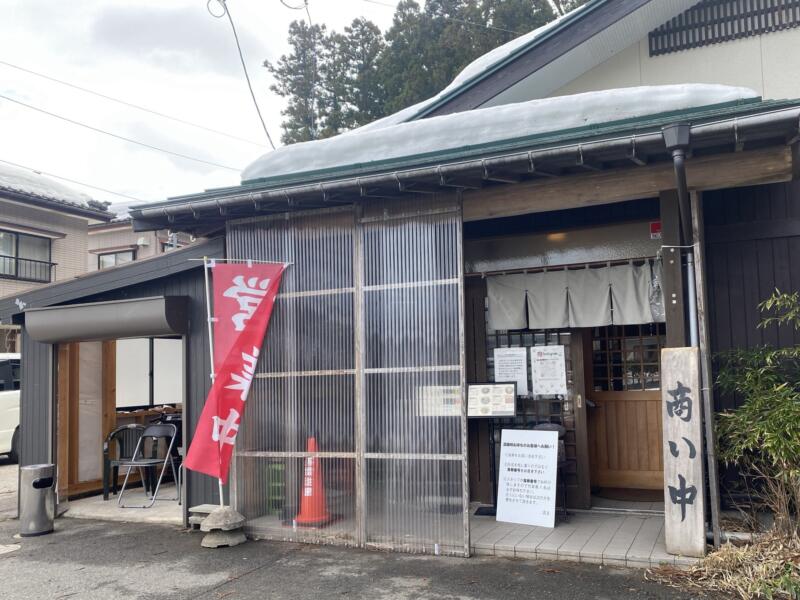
[0,60,266,148]
[0,93,242,172]
[208,0,276,150]
[361,0,523,35]
[0,157,145,202]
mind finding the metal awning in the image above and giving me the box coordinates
[25,296,188,343]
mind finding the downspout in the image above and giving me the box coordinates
[662,123,721,548]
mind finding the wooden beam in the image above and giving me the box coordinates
[101,341,116,458]
[463,146,794,222]
[56,344,70,501]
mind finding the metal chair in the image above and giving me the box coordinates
[117,423,179,508]
[103,424,146,501]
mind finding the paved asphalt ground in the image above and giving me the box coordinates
[0,462,705,600]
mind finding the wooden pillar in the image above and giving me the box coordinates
[660,190,687,348]
[464,277,491,504]
[690,191,722,548]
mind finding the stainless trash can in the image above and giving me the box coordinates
[19,464,55,537]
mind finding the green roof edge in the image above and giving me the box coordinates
[138,96,797,209]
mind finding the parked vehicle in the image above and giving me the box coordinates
[0,353,20,462]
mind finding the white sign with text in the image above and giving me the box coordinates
[530,345,568,396]
[493,347,529,396]
[496,429,558,528]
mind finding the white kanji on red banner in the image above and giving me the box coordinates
[185,263,285,482]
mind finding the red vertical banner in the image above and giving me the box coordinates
[185,262,285,482]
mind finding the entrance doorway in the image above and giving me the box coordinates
[586,324,666,500]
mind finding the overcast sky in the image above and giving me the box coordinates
[0,0,401,213]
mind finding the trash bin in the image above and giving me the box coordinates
[19,464,55,537]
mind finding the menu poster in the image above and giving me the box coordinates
[496,429,558,528]
[467,383,516,418]
[530,345,568,396]
[417,385,462,417]
[493,347,529,396]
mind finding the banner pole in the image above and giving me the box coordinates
[202,256,226,508]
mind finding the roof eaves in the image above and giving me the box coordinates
[143,97,779,207]
[0,188,113,221]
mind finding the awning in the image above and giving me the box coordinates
[24,296,188,343]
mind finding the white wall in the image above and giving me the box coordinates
[550,28,800,101]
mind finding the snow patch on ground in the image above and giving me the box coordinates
[0,162,93,207]
[242,84,758,183]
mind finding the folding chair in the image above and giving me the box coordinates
[103,424,146,501]
[117,423,178,508]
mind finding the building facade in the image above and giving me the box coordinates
[3,0,800,562]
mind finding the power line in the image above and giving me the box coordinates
[0,93,242,172]
[0,157,145,202]
[208,0,276,150]
[0,60,267,148]
[361,0,523,35]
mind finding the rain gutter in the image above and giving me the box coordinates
[132,107,800,223]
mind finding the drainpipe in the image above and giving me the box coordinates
[662,123,698,347]
[662,122,722,548]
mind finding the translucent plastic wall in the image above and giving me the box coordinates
[228,200,468,555]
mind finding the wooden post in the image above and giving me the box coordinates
[660,190,687,348]
[661,347,706,557]
[690,191,722,548]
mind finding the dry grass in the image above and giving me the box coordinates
[648,533,800,599]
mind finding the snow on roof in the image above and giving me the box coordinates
[349,3,591,136]
[242,84,759,183]
[0,162,94,209]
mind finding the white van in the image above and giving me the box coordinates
[0,353,20,462]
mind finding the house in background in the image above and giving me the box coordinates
[0,163,112,351]
[87,202,194,272]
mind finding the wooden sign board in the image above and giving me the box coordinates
[661,347,706,557]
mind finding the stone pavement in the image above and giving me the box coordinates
[0,517,707,600]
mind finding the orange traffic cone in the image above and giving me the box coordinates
[294,437,331,527]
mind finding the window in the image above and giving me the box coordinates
[591,324,667,392]
[0,229,53,282]
[98,249,135,270]
[0,358,20,391]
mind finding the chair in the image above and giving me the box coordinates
[103,424,146,501]
[117,423,179,508]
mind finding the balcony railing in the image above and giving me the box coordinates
[0,254,55,283]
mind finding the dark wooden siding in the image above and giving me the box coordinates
[18,267,218,508]
[704,179,800,410]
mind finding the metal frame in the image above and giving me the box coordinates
[0,227,54,283]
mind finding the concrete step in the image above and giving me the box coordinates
[188,504,218,515]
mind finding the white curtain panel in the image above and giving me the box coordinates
[567,267,612,327]
[487,273,528,330]
[526,270,569,329]
[609,263,655,325]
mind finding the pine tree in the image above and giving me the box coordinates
[319,31,351,137]
[264,20,326,144]
[342,18,387,128]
